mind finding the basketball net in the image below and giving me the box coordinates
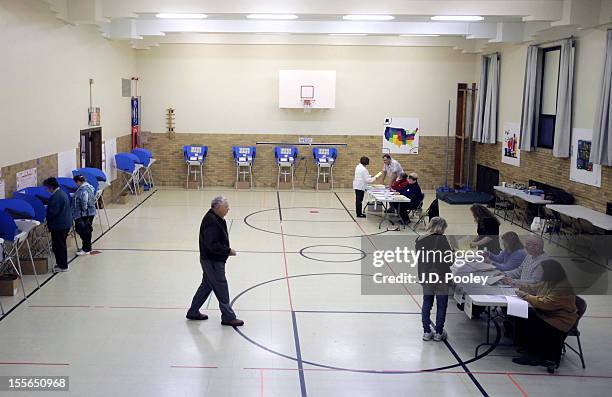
[302,99,315,113]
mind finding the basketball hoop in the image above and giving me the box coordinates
[302,98,316,113]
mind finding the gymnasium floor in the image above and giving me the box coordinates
[1,188,611,396]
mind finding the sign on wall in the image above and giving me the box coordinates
[382,117,420,154]
[16,168,37,190]
[570,128,601,187]
[58,149,77,178]
[501,122,520,167]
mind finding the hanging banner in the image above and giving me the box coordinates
[570,128,601,187]
[501,122,520,167]
[131,96,140,149]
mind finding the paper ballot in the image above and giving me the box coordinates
[506,296,529,319]
[373,171,383,179]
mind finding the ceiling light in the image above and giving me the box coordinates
[156,13,207,19]
[431,15,483,22]
[247,14,298,20]
[400,34,440,37]
[343,15,394,21]
[328,33,368,36]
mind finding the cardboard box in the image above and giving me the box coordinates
[19,257,49,275]
[235,181,251,189]
[0,275,20,296]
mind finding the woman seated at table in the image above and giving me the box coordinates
[513,259,578,371]
[484,231,526,271]
[387,173,410,214]
[469,204,501,254]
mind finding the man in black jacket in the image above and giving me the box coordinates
[186,196,243,327]
[397,173,423,224]
[43,178,72,272]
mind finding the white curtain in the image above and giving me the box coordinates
[519,46,542,151]
[591,30,612,166]
[473,54,500,144]
[552,39,575,158]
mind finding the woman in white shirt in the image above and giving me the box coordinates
[353,156,376,218]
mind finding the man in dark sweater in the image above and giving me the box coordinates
[186,196,243,327]
[397,173,423,224]
[43,177,73,272]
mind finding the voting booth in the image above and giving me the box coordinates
[232,146,256,189]
[183,145,208,189]
[274,146,298,190]
[312,147,337,190]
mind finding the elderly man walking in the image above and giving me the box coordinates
[186,196,244,327]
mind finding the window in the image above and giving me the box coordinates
[537,46,561,149]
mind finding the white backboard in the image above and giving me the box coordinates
[279,70,336,109]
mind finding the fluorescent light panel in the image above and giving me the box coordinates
[156,13,207,19]
[328,33,368,36]
[400,34,440,37]
[343,15,394,21]
[431,15,483,21]
[246,14,298,20]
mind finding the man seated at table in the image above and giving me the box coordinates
[396,173,423,224]
[501,235,548,286]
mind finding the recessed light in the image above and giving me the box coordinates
[400,34,441,37]
[246,14,298,20]
[328,33,368,36]
[343,15,394,21]
[431,15,484,22]
[156,13,207,19]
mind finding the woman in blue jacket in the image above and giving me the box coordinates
[485,231,526,271]
[72,175,97,255]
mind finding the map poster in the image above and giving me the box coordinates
[382,117,420,154]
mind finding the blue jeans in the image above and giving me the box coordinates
[421,285,449,334]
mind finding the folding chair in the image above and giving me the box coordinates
[275,146,298,190]
[412,198,439,231]
[562,296,587,370]
[115,153,142,197]
[183,145,208,189]
[232,146,256,189]
[132,148,156,189]
[312,147,337,190]
[74,168,111,230]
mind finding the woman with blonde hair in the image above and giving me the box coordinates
[415,217,453,342]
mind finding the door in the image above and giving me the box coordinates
[80,127,102,169]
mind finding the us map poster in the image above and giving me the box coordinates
[383,117,420,154]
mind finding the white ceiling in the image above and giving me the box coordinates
[41,0,612,52]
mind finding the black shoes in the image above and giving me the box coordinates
[221,318,245,327]
[356,214,366,218]
[512,355,540,366]
[186,311,209,321]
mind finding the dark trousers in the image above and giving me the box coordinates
[50,229,70,269]
[422,285,449,334]
[188,258,236,322]
[398,202,418,223]
[75,216,94,252]
[515,312,567,363]
[355,189,365,216]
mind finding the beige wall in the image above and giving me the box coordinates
[0,0,136,168]
[136,44,477,136]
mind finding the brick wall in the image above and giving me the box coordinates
[144,133,455,190]
[0,134,132,203]
[475,142,612,212]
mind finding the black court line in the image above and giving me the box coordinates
[334,192,356,222]
[0,190,157,323]
[292,311,308,397]
[94,248,375,255]
[277,191,283,222]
